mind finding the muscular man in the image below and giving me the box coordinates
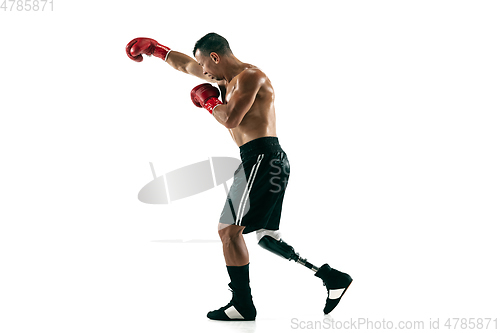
[126,33,352,321]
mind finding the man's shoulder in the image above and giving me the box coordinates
[237,67,267,85]
[217,66,267,89]
[241,66,266,77]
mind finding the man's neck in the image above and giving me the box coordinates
[221,55,247,83]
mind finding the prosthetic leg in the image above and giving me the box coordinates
[256,229,353,314]
[256,229,319,272]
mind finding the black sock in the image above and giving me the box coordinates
[226,263,251,292]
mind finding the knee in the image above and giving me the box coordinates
[218,225,244,244]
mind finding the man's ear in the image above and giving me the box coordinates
[210,52,220,64]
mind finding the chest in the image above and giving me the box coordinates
[219,82,236,103]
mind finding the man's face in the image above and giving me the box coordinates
[195,50,221,80]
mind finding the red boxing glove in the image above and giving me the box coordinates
[125,37,171,62]
[190,83,223,114]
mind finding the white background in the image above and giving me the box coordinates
[1,1,499,332]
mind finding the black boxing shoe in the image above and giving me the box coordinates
[314,264,353,314]
[207,283,257,321]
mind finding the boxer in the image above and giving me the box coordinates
[126,33,352,320]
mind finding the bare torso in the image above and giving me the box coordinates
[218,65,277,147]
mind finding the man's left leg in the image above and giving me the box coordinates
[206,223,257,321]
[218,223,248,266]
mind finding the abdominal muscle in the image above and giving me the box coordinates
[228,105,277,147]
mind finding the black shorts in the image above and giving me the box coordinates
[219,136,290,234]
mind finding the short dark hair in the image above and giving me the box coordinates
[193,32,232,57]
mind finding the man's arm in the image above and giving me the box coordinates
[212,69,266,128]
[125,37,219,83]
[166,51,218,83]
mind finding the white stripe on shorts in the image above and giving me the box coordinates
[235,154,264,226]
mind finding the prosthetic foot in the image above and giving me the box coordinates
[207,283,257,321]
[314,263,353,314]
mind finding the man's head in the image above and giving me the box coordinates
[193,32,232,58]
[193,33,233,80]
